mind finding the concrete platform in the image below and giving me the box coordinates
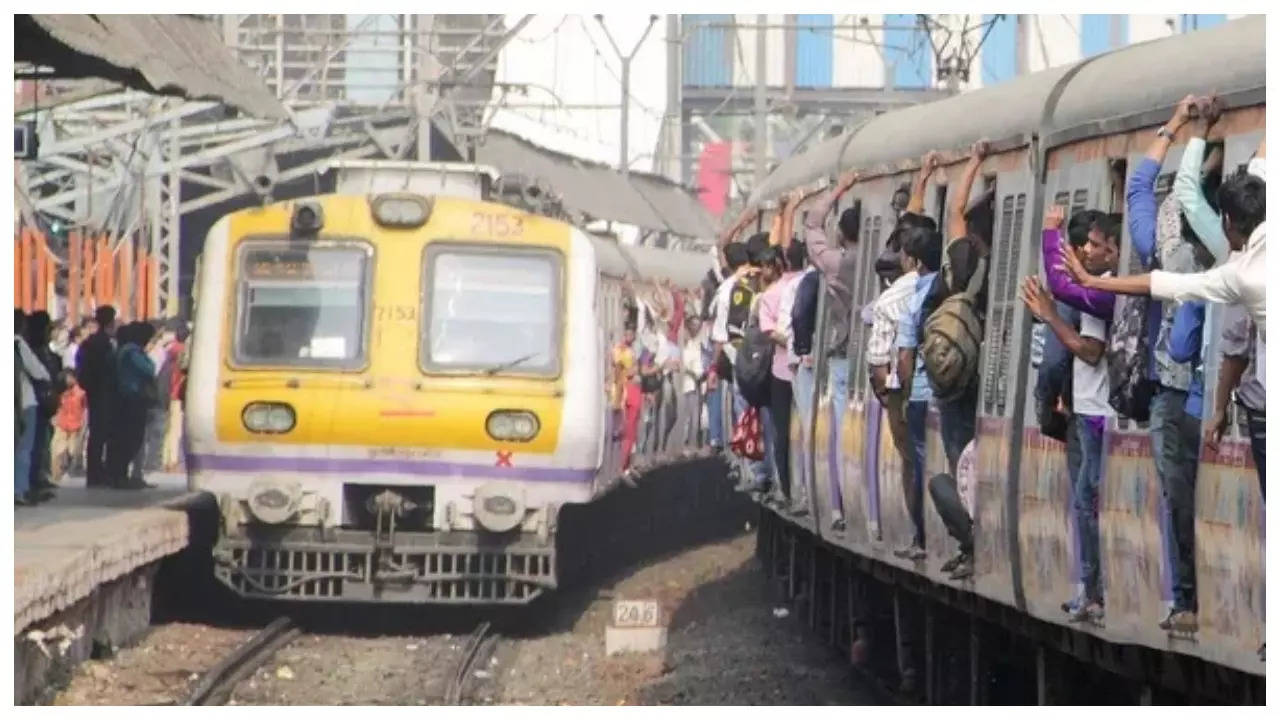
[14,474,196,634]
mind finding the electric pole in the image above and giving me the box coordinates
[596,14,659,178]
[753,14,768,189]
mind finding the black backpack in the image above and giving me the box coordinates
[734,303,774,409]
[1106,294,1156,421]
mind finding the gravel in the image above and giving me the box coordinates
[51,531,881,705]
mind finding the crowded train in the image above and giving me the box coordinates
[705,16,1264,678]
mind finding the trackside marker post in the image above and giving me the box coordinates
[606,599,667,656]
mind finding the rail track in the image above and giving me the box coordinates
[180,616,500,706]
[182,616,301,706]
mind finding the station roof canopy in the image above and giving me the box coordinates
[15,14,288,120]
[476,129,716,240]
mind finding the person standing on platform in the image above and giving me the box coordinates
[76,305,118,488]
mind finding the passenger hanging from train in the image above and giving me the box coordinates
[1116,96,1228,633]
[714,231,772,489]
[913,142,993,579]
[799,168,863,521]
[672,314,707,452]
[866,158,940,549]
[893,226,943,562]
[612,323,642,472]
[1020,205,1120,624]
[752,195,808,513]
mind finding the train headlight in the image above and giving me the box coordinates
[371,193,431,228]
[486,410,539,442]
[242,402,296,434]
[473,483,525,533]
[291,201,324,235]
[246,479,301,525]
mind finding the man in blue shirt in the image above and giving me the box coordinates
[1124,95,1213,633]
[893,226,942,562]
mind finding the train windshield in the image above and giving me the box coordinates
[233,241,370,368]
[422,246,561,376]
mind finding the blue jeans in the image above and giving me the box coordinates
[1244,406,1265,500]
[1150,387,1199,612]
[906,400,929,547]
[15,405,36,498]
[706,383,724,448]
[826,357,850,513]
[1073,415,1105,603]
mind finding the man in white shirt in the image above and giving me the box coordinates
[1021,270,1114,626]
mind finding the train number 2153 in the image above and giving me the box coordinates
[471,212,524,238]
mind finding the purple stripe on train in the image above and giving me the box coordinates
[187,453,596,483]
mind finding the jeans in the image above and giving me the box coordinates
[15,406,37,498]
[827,357,850,516]
[1073,415,1105,603]
[928,473,974,554]
[1150,387,1200,612]
[937,384,978,474]
[905,400,929,547]
[705,383,724,448]
[769,376,794,500]
[1244,406,1265,500]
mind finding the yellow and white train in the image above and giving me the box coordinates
[185,163,710,603]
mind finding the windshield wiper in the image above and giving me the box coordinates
[483,352,540,375]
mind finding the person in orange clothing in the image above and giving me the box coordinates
[613,324,642,471]
[50,369,87,486]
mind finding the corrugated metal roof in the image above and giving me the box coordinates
[476,129,715,239]
[18,14,287,120]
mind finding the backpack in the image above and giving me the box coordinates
[921,256,987,403]
[1106,294,1156,421]
[734,303,774,409]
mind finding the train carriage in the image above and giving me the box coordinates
[186,163,711,604]
[743,15,1264,680]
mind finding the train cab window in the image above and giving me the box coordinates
[233,241,371,369]
[421,245,561,376]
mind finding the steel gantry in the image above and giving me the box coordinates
[17,13,523,317]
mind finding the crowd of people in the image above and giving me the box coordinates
[13,304,189,505]
[692,93,1264,650]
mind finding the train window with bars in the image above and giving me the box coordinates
[983,195,1016,414]
[995,194,1027,415]
[421,245,562,376]
[1070,188,1089,217]
[233,240,372,369]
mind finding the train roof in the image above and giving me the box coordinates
[748,15,1264,206]
[586,233,713,290]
